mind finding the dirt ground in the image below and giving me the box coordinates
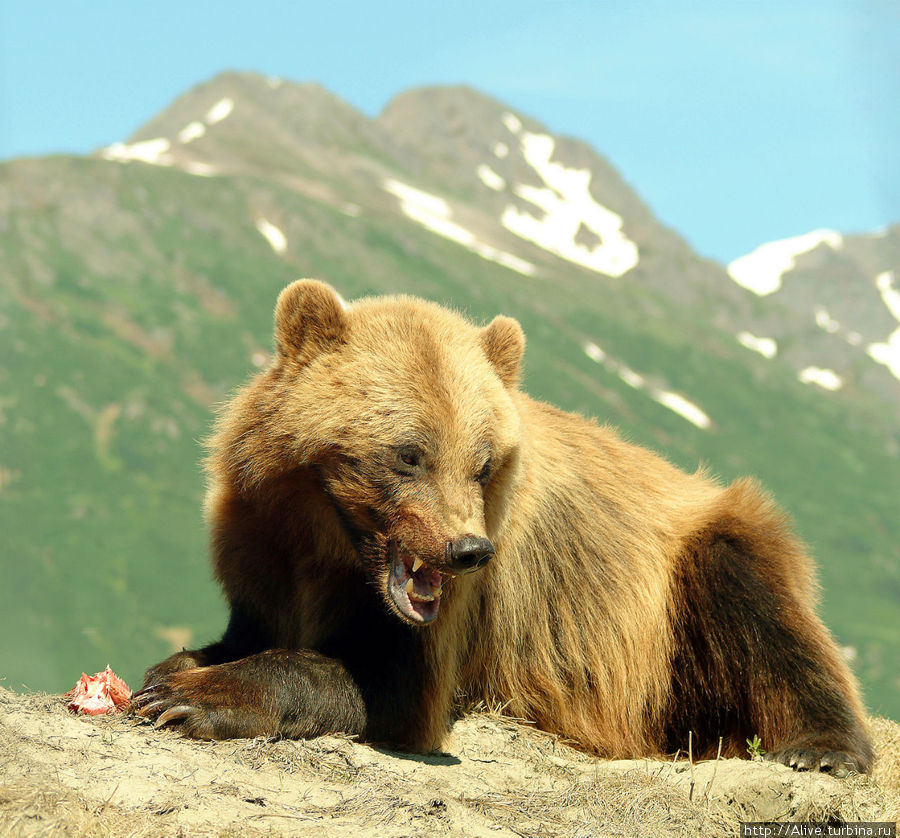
[0,687,897,837]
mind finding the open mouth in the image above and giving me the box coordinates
[387,540,445,624]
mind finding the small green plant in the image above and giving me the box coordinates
[746,735,766,760]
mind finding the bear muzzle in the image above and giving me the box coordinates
[385,533,494,625]
[445,535,495,574]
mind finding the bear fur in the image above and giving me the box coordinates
[137,279,873,775]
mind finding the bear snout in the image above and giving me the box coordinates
[445,535,495,574]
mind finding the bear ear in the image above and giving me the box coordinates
[274,279,347,362]
[481,315,525,388]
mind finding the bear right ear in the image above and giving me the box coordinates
[481,315,525,388]
[274,279,347,363]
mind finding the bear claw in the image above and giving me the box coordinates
[765,748,857,777]
[155,705,199,727]
[136,699,168,718]
[130,684,162,706]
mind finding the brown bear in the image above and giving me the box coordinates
[135,279,873,775]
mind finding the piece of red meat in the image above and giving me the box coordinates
[64,666,132,715]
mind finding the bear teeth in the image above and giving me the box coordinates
[404,575,439,603]
[411,557,423,572]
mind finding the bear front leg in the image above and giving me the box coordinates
[133,648,367,740]
[134,602,450,750]
[139,604,268,690]
[140,646,222,686]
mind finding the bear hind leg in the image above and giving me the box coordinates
[664,536,872,774]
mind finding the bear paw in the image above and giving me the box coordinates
[131,666,276,740]
[141,650,209,687]
[764,747,864,777]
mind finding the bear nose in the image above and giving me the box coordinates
[445,535,495,573]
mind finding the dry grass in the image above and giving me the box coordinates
[872,716,900,795]
[462,772,737,838]
[0,783,174,838]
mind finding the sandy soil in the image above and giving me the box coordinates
[1,687,897,836]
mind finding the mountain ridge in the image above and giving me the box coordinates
[117,70,899,408]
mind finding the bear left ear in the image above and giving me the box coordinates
[274,279,347,363]
[481,315,525,388]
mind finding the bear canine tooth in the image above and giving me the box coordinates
[404,578,415,595]
[412,557,423,572]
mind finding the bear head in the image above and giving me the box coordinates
[216,280,525,626]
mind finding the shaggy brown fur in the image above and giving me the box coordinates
[136,280,872,775]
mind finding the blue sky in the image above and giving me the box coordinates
[0,1,896,263]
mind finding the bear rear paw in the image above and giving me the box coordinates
[765,747,867,777]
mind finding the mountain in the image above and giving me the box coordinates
[1,71,897,717]
[727,226,900,400]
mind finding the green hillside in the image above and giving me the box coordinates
[1,75,897,717]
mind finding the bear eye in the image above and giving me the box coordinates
[477,458,492,486]
[395,447,424,473]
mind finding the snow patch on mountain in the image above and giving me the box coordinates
[101,138,172,166]
[177,122,206,144]
[875,271,900,323]
[102,95,237,173]
[501,112,522,134]
[814,307,841,334]
[582,342,605,363]
[255,218,287,254]
[727,230,843,296]
[618,367,644,389]
[385,180,447,217]
[581,341,710,428]
[867,332,900,382]
[814,307,869,347]
[798,367,843,391]
[183,161,218,177]
[383,179,535,276]
[493,142,509,159]
[652,391,712,429]
[498,120,639,277]
[206,98,234,126]
[179,96,235,145]
[864,271,900,382]
[477,165,506,192]
[737,332,777,359]
[101,137,218,179]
